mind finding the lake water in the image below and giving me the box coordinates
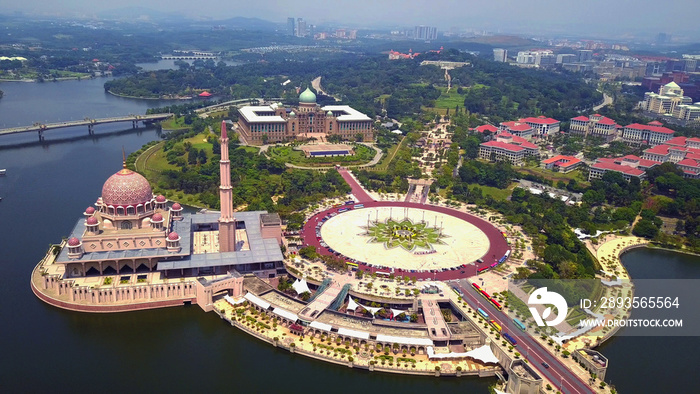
[0,78,698,393]
[136,59,242,71]
[0,79,494,393]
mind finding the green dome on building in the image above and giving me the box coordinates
[299,88,317,104]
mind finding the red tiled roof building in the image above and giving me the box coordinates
[479,132,539,166]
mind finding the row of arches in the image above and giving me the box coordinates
[68,259,157,278]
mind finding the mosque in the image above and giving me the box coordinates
[33,121,284,312]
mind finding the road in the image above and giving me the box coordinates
[454,279,595,394]
[311,76,340,101]
[592,93,613,112]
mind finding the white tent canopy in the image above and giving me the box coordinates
[426,344,499,364]
[244,292,271,310]
[375,334,433,347]
[309,321,332,332]
[337,327,370,340]
[292,278,310,295]
[391,308,407,317]
[347,296,361,311]
[224,295,246,306]
[272,307,299,322]
[365,306,382,316]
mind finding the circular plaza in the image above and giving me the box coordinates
[320,206,489,271]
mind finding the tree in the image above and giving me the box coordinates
[298,245,319,260]
[632,219,659,239]
[187,148,199,165]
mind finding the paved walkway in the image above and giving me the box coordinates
[420,294,451,341]
[338,169,374,202]
[299,274,352,321]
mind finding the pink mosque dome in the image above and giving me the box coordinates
[101,168,153,207]
[168,232,180,241]
[86,216,98,225]
[85,206,95,214]
[156,195,166,203]
[151,213,164,222]
[68,237,81,246]
[171,203,182,210]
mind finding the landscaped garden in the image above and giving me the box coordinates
[267,143,376,167]
[366,218,447,252]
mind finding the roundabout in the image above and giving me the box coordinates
[319,206,491,272]
[302,200,510,281]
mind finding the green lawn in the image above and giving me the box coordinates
[161,116,190,130]
[375,94,391,104]
[517,166,589,186]
[373,137,405,171]
[268,144,375,167]
[433,89,465,110]
[463,182,515,201]
[565,307,589,326]
[424,85,487,115]
[238,146,260,154]
[143,132,215,174]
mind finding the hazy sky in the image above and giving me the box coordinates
[5,0,700,38]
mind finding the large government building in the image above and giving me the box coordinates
[236,88,373,145]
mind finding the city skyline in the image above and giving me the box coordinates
[3,0,700,39]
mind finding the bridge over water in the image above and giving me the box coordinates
[0,113,173,141]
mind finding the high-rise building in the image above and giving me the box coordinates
[516,51,536,64]
[413,25,437,40]
[493,48,507,62]
[684,59,697,72]
[296,18,307,37]
[556,54,577,64]
[656,33,671,45]
[535,52,556,67]
[577,50,593,62]
[287,17,296,36]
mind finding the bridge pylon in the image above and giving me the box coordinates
[38,125,47,141]
[88,124,94,135]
